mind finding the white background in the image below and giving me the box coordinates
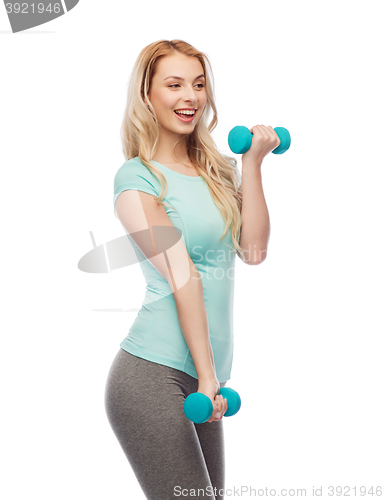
[1,1,383,498]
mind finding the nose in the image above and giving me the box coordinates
[183,86,198,104]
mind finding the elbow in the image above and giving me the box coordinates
[250,252,267,265]
[238,246,268,265]
[246,250,267,266]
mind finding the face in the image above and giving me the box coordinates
[147,53,207,140]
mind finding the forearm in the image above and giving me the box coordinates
[173,263,216,381]
[239,157,271,264]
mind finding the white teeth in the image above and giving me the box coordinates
[175,110,195,115]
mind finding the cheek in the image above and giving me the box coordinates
[158,94,176,113]
[151,91,170,111]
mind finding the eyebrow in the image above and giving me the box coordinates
[164,74,205,81]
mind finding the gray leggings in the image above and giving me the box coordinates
[104,348,227,500]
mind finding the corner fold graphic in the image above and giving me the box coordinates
[63,0,79,12]
[4,0,80,33]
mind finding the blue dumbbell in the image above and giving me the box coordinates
[184,387,241,424]
[228,125,291,155]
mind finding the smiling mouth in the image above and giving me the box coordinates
[174,110,196,122]
[174,109,196,116]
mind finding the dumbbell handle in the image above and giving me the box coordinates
[228,125,291,155]
[183,387,241,424]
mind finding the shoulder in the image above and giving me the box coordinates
[115,157,153,177]
[114,157,161,199]
[115,157,160,182]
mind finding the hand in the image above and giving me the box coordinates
[242,125,281,165]
[197,376,228,423]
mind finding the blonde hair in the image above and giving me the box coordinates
[119,39,243,256]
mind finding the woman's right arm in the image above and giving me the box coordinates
[115,189,227,420]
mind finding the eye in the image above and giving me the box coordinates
[169,83,205,89]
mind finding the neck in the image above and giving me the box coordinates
[152,129,191,164]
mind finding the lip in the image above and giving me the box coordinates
[174,108,197,123]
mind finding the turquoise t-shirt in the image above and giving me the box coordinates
[113,157,237,383]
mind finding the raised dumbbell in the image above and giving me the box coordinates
[228,125,291,155]
[184,387,241,424]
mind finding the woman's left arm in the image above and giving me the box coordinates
[237,158,270,265]
[236,125,280,265]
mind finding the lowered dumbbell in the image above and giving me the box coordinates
[184,387,241,424]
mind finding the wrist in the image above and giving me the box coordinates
[197,367,217,383]
[242,155,263,170]
[193,342,216,381]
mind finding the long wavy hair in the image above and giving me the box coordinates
[119,39,243,256]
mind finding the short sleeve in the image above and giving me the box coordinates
[113,159,160,212]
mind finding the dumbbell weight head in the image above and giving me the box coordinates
[219,387,241,417]
[272,127,291,154]
[184,392,213,424]
[228,126,252,154]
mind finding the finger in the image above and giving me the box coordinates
[215,394,222,404]
[259,125,270,141]
[266,125,274,136]
[264,125,274,138]
[209,401,218,422]
[220,396,227,417]
[222,397,228,415]
[267,125,280,146]
[250,125,263,137]
[216,395,225,419]
[216,394,223,409]
[210,398,222,421]
[213,394,228,420]
[215,395,226,416]
[211,398,221,421]
[214,397,222,417]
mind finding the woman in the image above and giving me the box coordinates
[104,39,278,500]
